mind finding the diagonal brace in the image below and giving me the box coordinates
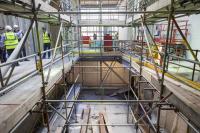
[172,16,200,67]
[103,61,127,84]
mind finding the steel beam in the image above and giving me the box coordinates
[1,10,200,14]
[45,100,160,103]
[33,0,50,131]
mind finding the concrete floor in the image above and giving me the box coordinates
[68,90,139,133]
[168,60,200,82]
[45,89,139,133]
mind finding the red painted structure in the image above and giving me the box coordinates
[82,36,91,44]
[104,34,113,51]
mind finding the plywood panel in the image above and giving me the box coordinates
[76,61,129,87]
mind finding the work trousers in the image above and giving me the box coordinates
[20,45,27,58]
[43,43,51,59]
[7,49,14,57]
[6,49,19,66]
[18,39,27,59]
[0,48,6,63]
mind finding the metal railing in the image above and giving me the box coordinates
[0,45,75,95]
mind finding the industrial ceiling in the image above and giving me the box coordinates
[80,0,122,7]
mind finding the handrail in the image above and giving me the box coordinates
[0,51,73,95]
[134,44,200,66]
[46,23,63,83]
[122,42,200,82]
[0,44,70,68]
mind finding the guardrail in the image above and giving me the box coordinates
[121,41,200,84]
[0,45,75,96]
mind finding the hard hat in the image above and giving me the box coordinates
[13,24,19,29]
[5,25,12,31]
[42,27,46,30]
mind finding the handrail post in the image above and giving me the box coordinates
[192,50,198,81]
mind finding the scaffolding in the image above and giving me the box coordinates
[0,0,200,133]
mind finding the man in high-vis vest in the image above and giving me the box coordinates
[1,25,21,65]
[42,27,51,59]
[13,25,29,61]
[0,27,6,63]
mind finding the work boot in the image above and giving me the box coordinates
[15,62,20,66]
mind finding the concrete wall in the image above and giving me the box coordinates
[187,14,200,60]
[13,76,68,133]
[169,14,200,60]
[0,14,60,55]
[119,27,133,40]
[0,14,33,55]
[74,61,129,87]
[160,110,189,133]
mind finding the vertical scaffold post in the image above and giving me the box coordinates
[77,0,81,56]
[58,2,69,127]
[32,0,50,131]
[157,0,174,132]
[166,21,174,71]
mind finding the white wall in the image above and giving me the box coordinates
[188,14,200,59]
[176,14,200,60]
[119,27,133,40]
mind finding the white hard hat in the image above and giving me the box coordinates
[5,25,12,31]
[13,24,19,29]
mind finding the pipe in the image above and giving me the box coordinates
[0,44,87,68]
[168,61,200,72]
[129,86,157,132]
[34,1,50,131]
[67,123,144,126]
[178,113,200,133]
[0,41,72,95]
[45,100,160,103]
[141,18,161,81]
[73,66,126,68]
[45,23,63,83]
[0,10,200,14]
[48,104,67,121]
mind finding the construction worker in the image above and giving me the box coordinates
[1,25,21,65]
[42,27,51,59]
[113,32,119,51]
[93,33,97,47]
[13,25,29,61]
[154,25,161,42]
[0,27,6,63]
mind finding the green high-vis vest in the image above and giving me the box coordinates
[4,32,18,49]
[43,32,50,44]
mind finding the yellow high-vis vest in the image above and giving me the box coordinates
[43,32,50,44]
[4,32,18,49]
